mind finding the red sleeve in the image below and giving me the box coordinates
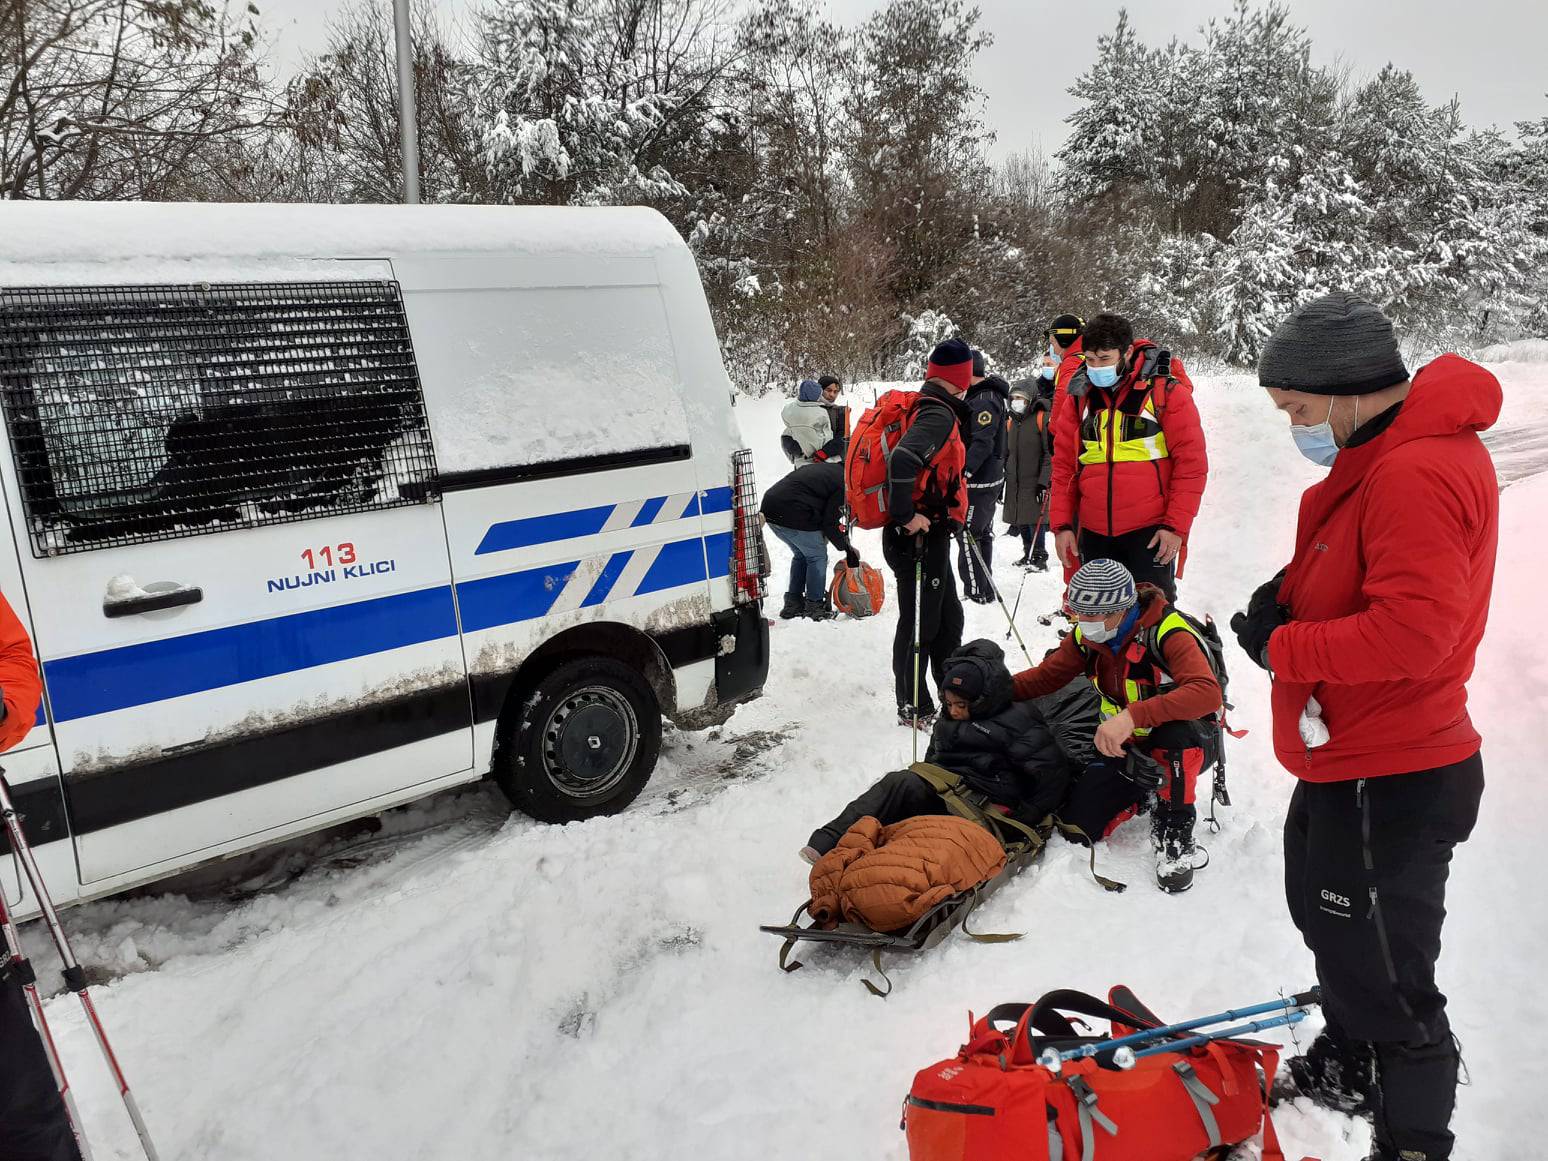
[1159,380,1208,537]
[1048,387,1080,533]
[1128,631,1221,728]
[1012,635,1087,700]
[0,594,40,752]
[1168,355,1194,392]
[1269,459,1472,684]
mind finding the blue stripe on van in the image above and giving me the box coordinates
[581,551,633,608]
[40,529,730,724]
[456,561,581,634]
[631,496,667,527]
[699,487,734,516]
[475,504,615,556]
[44,586,460,722]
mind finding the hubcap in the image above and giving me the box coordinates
[541,685,638,799]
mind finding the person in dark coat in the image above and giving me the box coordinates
[760,460,858,621]
[817,375,848,459]
[802,639,1074,859]
[1003,372,1056,569]
[957,350,1010,603]
[882,338,971,726]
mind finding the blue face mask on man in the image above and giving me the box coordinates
[1039,364,1056,380]
[1087,363,1120,390]
[1290,397,1356,468]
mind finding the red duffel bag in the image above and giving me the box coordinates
[903,987,1289,1161]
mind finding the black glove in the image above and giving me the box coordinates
[1231,570,1288,671]
[845,547,861,569]
[1120,747,1166,790]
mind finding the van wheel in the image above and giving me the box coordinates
[497,657,662,823]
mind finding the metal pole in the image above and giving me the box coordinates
[392,0,420,204]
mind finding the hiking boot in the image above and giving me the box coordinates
[1013,550,1031,567]
[967,592,996,606]
[778,592,803,620]
[1275,1028,1376,1115]
[898,707,937,730]
[803,598,834,621]
[1154,806,1200,893]
[1028,552,1049,572]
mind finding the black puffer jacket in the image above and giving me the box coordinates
[926,639,1071,822]
[1033,674,1103,772]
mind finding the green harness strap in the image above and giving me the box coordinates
[908,763,1049,854]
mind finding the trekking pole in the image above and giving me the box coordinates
[1044,989,1320,1068]
[0,775,161,1161]
[0,886,94,1160]
[911,537,924,764]
[1119,1008,1311,1066]
[1004,567,1029,642]
[965,535,1036,667]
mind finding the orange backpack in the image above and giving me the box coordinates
[903,988,1290,1161]
[845,390,968,530]
[830,559,887,618]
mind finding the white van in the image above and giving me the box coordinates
[0,203,769,916]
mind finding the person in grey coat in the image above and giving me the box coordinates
[780,380,843,467]
[1003,374,1056,569]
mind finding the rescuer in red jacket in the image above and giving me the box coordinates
[0,591,82,1161]
[1231,294,1497,1161]
[1050,312,1207,601]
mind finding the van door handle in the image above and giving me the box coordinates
[103,586,204,618]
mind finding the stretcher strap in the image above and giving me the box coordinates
[1173,1061,1222,1149]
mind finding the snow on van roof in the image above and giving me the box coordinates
[0,202,687,285]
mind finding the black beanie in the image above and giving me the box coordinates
[1050,314,1085,342]
[818,374,841,389]
[1258,293,1409,395]
[971,349,987,377]
[942,660,986,703]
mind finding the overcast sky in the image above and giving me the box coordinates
[256,0,1548,160]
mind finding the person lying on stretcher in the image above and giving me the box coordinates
[800,639,1076,863]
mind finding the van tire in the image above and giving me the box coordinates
[496,656,662,823]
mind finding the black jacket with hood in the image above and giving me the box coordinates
[963,375,1011,490]
[925,639,1071,822]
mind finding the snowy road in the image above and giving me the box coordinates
[20,360,1548,1160]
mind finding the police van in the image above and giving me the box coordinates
[0,203,769,916]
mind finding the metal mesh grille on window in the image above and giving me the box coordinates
[0,281,438,557]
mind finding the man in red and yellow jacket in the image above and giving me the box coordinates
[1231,293,1497,1161]
[1050,313,1206,601]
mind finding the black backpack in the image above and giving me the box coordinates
[1139,607,1238,819]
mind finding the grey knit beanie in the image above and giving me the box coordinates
[1066,559,1137,617]
[1258,292,1409,395]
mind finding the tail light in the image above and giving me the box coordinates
[730,448,767,604]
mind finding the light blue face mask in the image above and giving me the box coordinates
[1290,397,1355,468]
[1039,364,1056,380]
[1087,364,1120,389]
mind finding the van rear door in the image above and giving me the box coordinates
[0,279,474,885]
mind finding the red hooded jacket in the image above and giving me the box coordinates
[0,592,41,752]
[1049,340,1207,538]
[1266,354,1500,782]
[1050,337,1084,429]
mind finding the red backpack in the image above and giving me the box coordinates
[903,988,1291,1161]
[845,390,968,530]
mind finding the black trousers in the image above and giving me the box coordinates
[1284,754,1484,1159]
[0,975,83,1161]
[808,770,948,855]
[1079,525,1176,602]
[957,491,998,599]
[884,523,964,715]
[1059,723,1207,839]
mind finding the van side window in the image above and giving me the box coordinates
[0,281,437,556]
